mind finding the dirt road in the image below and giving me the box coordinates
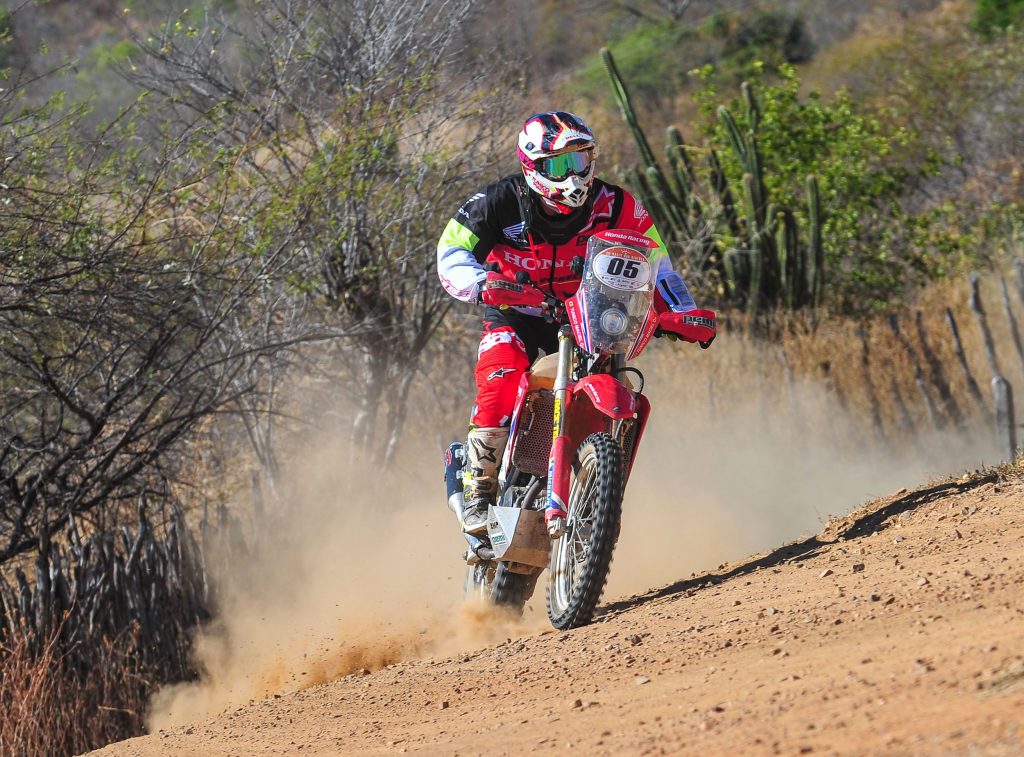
[95,471,1024,756]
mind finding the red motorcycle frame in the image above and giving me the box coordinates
[456,229,715,629]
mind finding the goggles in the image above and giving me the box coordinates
[535,149,593,180]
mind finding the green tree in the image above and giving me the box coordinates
[972,0,1024,38]
[695,64,923,310]
[0,9,12,68]
[606,52,960,313]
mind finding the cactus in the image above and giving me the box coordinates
[709,148,742,241]
[665,126,704,224]
[602,48,701,253]
[779,208,798,309]
[807,174,823,307]
[602,46,826,313]
[602,48,660,177]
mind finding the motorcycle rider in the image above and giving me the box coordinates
[436,110,714,534]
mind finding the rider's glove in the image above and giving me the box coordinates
[479,271,545,309]
[656,308,717,348]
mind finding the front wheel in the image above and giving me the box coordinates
[546,432,623,629]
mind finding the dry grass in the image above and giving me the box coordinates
[0,622,148,757]
[0,504,211,757]
[647,265,1024,447]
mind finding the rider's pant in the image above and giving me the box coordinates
[471,306,559,428]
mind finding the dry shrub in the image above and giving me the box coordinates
[0,622,147,757]
[0,504,212,757]
[695,264,1024,447]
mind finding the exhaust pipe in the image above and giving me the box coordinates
[444,442,466,520]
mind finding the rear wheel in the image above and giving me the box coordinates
[491,563,539,610]
[465,561,538,614]
[546,432,623,630]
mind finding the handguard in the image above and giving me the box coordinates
[479,271,546,308]
[657,308,717,349]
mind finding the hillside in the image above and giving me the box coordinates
[93,470,1024,755]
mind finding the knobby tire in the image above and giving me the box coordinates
[490,563,538,611]
[466,562,538,614]
[546,432,623,630]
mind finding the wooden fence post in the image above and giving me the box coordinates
[889,314,944,430]
[999,275,1024,374]
[857,327,885,440]
[968,272,1001,377]
[777,348,811,452]
[887,367,917,437]
[945,306,988,417]
[819,360,848,412]
[1014,256,1024,306]
[992,376,1017,460]
[251,470,265,555]
[915,310,964,431]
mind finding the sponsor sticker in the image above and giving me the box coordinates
[685,314,716,329]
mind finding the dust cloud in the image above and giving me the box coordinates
[147,436,546,731]
[606,337,999,596]
[149,331,1001,730]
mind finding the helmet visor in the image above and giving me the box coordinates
[535,149,593,180]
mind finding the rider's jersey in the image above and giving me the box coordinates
[436,174,697,315]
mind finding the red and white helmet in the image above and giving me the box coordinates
[517,111,598,214]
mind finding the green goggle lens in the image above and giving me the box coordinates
[536,151,592,180]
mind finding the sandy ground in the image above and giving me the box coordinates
[94,471,1024,756]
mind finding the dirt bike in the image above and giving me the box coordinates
[443,229,716,630]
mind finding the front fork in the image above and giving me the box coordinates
[545,326,575,537]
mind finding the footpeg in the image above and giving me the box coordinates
[547,516,567,539]
[462,532,492,563]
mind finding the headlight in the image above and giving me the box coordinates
[600,308,628,336]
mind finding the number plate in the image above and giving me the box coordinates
[592,247,652,291]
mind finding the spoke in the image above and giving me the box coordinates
[565,547,574,597]
[551,446,607,616]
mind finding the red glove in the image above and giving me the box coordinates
[479,271,545,308]
[657,308,717,349]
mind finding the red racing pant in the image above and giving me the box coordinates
[471,307,559,428]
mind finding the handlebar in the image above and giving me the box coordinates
[512,271,564,320]
[481,264,563,321]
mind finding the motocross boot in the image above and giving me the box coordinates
[462,426,509,534]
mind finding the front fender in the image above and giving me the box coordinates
[573,374,636,420]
